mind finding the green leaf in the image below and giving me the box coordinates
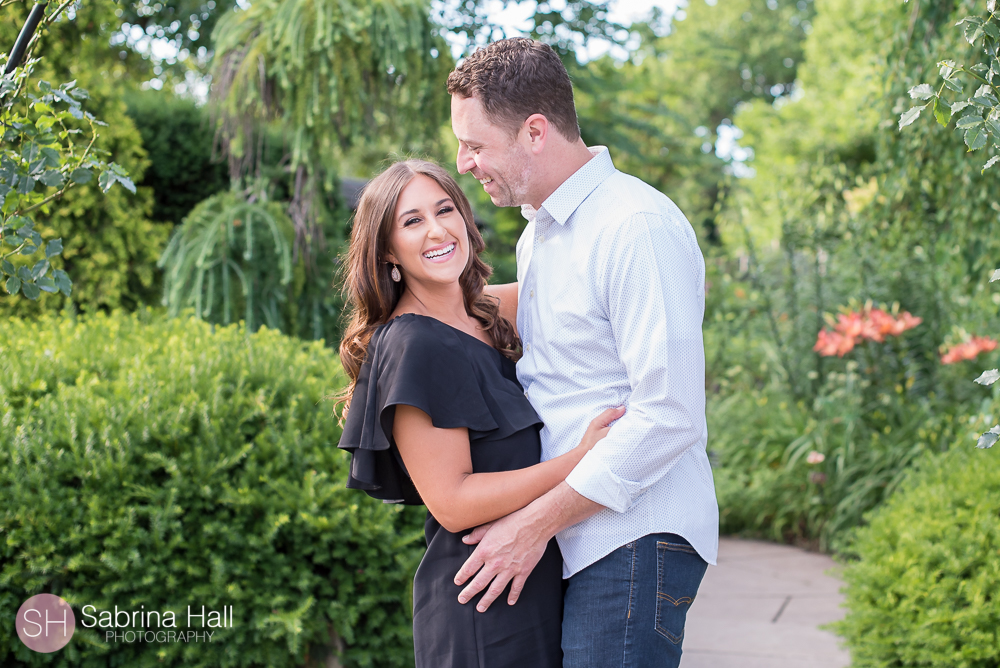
[20,281,40,300]
[974,369,1000,385]
[38,170,64,187]
[985,118,1000,138]
[898,105,925,130]
[30,259,48,279]
[5,275,20,295]
[957,115,984,129]
[44,238,63,258]
[35,276,57,293]
[973,96,997,107]
[933,97,949,126]
[984,22,999,41]
[988,0,996,13]
[984,155,1000,172]
[69,168,92,184]
[16,266,31,282]
[19,243,37,255]
[53,269,71,296]
[908,83,936,100]
[977,425,1000,449]
[1,259,14,275]
[943,78,964,93]
[17,175,36,194]
[966,126,989,151]
[991,268,1000,282]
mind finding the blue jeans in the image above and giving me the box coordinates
[562,533,708,668]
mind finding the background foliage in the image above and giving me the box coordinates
[0,311,425,667]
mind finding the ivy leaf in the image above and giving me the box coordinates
[974,369,1000,385]
[44,238,63,258]
[957,114,984,129]
[984,155,1000,173]
[899,105,925,129]
[20,281,40,300]
[5,275,21,295]
[908,83,936,100]
[966,126,989,150]
[977,425,1000,449]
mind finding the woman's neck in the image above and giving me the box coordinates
[392,282,477,331]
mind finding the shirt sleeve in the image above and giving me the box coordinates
[564,210,707,513]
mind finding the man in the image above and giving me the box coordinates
[447,38,719,667]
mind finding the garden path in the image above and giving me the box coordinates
[682,537,850,668]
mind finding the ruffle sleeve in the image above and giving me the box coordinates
[338,314,542,504]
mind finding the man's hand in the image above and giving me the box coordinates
[455,509,551,612]
[454,482,604,612]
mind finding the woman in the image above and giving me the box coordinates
[336,159,622,667]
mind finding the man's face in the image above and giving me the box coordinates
[451,94,532,208]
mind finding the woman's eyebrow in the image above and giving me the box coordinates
[396,199,453,222]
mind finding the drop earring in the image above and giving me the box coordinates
[391,264,401,282]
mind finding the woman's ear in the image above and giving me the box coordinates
[384,251,399,265]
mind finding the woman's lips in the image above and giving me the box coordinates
[422,242,456,262]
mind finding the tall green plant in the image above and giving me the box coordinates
[1,2,137,303]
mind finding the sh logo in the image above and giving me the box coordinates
[16,594,76,653]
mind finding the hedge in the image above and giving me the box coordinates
[835,446,1000,667]
[0,311,425,667]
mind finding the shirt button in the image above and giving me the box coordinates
[529,289,534,298]
[525,343,531,352]
[537,235,545,243]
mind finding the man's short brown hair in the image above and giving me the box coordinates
[447,37,581,141]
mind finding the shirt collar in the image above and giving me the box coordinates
[520,146,615,225]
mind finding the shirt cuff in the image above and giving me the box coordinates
[565,449,643,514]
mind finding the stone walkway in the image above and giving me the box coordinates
[682,538,851,668]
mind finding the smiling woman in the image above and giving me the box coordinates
[334,159,623,667]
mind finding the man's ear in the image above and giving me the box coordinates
[523,114,549,154]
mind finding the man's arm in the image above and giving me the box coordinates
[454,482,602,612]
[484,282,518,329]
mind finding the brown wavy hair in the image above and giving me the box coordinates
[336,159,520,417]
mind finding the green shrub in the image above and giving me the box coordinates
[0,311,424,667]
[125,91,230,226]
[835,446,1000,667]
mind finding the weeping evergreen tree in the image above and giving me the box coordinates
[158,0,452,340]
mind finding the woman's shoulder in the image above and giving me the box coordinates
[373,313,463,358]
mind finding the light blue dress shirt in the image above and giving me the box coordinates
[516,147,719,577]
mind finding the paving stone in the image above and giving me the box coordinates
[681,538,850,668]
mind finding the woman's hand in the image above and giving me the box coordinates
[575,406,626,454]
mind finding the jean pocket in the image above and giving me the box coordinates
[654,539,707,645]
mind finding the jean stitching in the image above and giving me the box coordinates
[622,542,637,667]
[657,540,697,555]
[655,544,686,645]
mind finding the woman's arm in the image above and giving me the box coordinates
[484,282,518,330]
[393,404,623,533]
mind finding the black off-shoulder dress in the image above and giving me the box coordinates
[338,314,563,668]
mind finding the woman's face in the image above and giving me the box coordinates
[386,174,471,290]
